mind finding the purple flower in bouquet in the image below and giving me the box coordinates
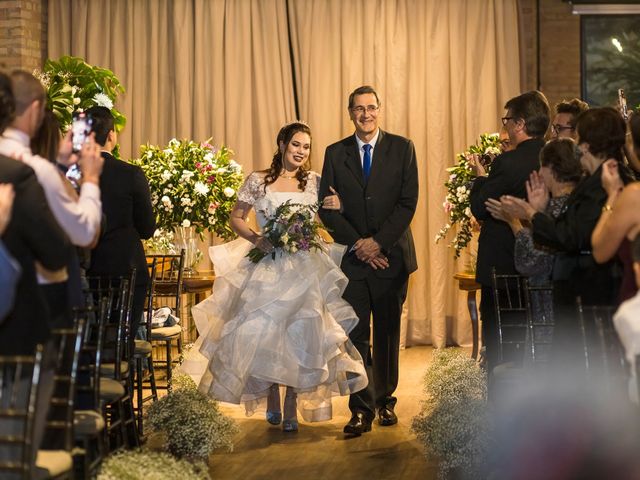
[247,200,325,263]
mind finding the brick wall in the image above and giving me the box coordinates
[0,0,47,72]
[519,0,582,109]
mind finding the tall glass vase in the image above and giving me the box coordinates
[174,226,200,276]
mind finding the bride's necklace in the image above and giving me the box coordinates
[280,171,298,179]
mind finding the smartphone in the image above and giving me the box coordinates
[71,111,93,153]
[65,163,82,190]
[618,88,629,121]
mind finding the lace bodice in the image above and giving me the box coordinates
[237,171,321,229]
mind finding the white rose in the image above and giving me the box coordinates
[161,170,172,181]
[73,97,81,105]
[204,152,214,162]
[223,187,235,198]
[161,195,170,204]
[182,219,191,228]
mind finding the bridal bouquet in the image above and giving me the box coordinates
[247,200,325,263]
[435,133,502,258]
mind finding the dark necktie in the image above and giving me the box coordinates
[363,144,372,181]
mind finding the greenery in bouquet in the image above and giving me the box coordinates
[34,55,126,133]
[132,139,244,240]
[435,133,502,258]
[411,348,489,479]
[147,372,239,460]
[247,199,325,263]
[98,449,210,480]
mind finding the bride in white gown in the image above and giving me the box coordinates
[180,121,368,432]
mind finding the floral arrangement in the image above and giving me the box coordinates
[98,449,210,480]
[147,372,239,460]
[247,200,325,263]
[411,348,489,479]
[131,139,244,241]
[435,133,502,258]
[142,229,178,254]
[34,55,126,133]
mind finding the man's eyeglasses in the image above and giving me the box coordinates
[551,124,575,134]
[351,105,380,114]
[501,116,515,126]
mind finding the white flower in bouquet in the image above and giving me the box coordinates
[182,219,191,228]
[161,170,172,181]
[223,187,235,198]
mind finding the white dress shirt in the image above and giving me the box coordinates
[0,127,102,283]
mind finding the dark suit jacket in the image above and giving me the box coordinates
[0,154,71,354]
[532,163,630,305]
[88,152,155,285]
[471,138,545,286]
[319,130,418,280]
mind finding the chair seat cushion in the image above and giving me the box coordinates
[74,409,105,436]
[150,325,182,339]
[34,450,73,478]
[134,339,152,356]
[100,361,130,378]
[99,377,125,403]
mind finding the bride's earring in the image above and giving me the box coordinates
[282,386,298,432]
[266,384,282,425]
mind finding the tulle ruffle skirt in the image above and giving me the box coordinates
[179,238,368,422]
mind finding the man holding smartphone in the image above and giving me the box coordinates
[0,70,104,326]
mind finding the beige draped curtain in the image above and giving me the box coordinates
[48,0,521,348]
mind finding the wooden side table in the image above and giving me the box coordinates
[454,272,481,360]
[181,270,215,342]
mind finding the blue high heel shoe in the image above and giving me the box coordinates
[266,384,281,425]
[282,418,298,432]
[266,411,282,425]
[282,391,298,432]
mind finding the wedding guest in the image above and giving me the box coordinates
[186,121,367,433]
[486,138,583,362]
[85,106,155,348]
[319,85,419,436]
[613,234,640,404]
[550,98,588,140]
[0,183,20,321]
[501,107,633,366]
[0,70,103,327]
[470,90,550,376]
[591,112,640,302]
[31,108,61,162]
[0,70,71,355]
[0,74,68,465]
[499,126,514,153]
[502,107,632,308]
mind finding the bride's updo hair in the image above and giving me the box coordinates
[263,121,312,191]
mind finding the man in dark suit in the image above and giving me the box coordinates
[85,106,156,347]
[0,72,71,355]
[470,90,550,377]
[319,85,418,436]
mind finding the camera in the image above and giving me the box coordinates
[71,111,93,153]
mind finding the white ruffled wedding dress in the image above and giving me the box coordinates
[179,171,368,422]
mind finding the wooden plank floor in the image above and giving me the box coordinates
[207,346,439,480]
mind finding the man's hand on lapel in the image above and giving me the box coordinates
[354,237,381,262]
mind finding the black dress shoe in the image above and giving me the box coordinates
[343,412,372,436]
[378,406,398,426]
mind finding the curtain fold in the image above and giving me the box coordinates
[47,0,520,348]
